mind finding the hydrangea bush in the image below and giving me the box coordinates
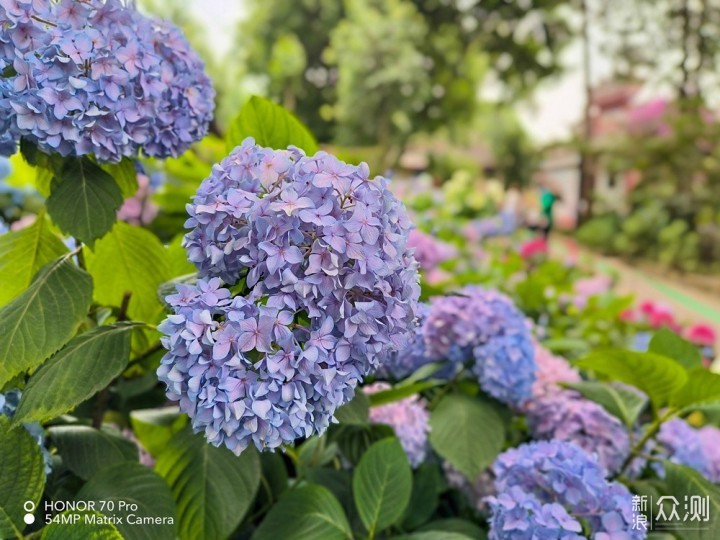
[2,50,719,539]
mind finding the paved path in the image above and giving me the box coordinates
[553,236,720,354]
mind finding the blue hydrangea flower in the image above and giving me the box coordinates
[422,287,536,407]
[525,391,631,474]
[488,441,646,540]
[0,0,213,162]
[159,141,420,454]
[363,382,430,467]
[654,418,711,478]
[1,389,52,474]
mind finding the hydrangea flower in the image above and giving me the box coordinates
[699,425,720,483]
[159,141,420,454]
[422,287,536,407]
[488,441,646,539]
[525,391,631,474]
[0,0,213,162]
[378,303,436,380]
[654,418,711,478]
[407,229,456,273]
[1,389,52,474]
[531,342,580,397]
[363,382,429,467]
[117,168,163,225]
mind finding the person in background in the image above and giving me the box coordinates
[538,181,561,239]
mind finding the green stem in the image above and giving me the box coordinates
[618,409,677,475]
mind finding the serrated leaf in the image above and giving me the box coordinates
[77,462,176,540]
[0,417,45,538]
[672,369,720,410]
[155,428,260,540]
[252,484,352,540]
[48,426,138,481]
[101,158,138,199]
[46,157,123,246]
[129,407,187,458]
[41,510,123,539]
[429,394,505,481]
[662,462,720,540]
[86,222,170,323]
[563,381,647,427]
[0,255,92,386]
[0,214,68,306]
[14,324,135,423]
[227,96,318,154]
[334,389,369,424]
[353,437,412,535]
[575,350,688,410]
[650,328,702,370]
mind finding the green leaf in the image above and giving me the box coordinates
[418,519,487,540]
[575,350,688,410]
[353,437,412,535]
[129,407,187,458]
[563,381,647,427]
[428,394,505,481]
[252,484,352,540]
[367,380,442,406]
[258,452,289,505]
[649,328,702,370]
[332,423,394,465]
[0,255,93,387]
[334,390,369,424]
[100,158,138,198]
[403,463,442,530]
[663,462,720,540]
[48,426,138,481]
[672,369,720,410]
[86,222,170,323]
[298,436,338,472]
[166,234,195,278]
[41,511,123,539]
[46,157,123,246]
[0,417,45,539]
[155,428,260,540]
[227,96,318,154]
[0,214,68,306]
[77,462,176,540]
[14,324,135,423]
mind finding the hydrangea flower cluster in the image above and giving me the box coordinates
[0,0,213,162]
[158,139,420,454]
[487,441,646,539]
[423,287,536,407]
[525,391,630,473]
[378,303,434,380]
[407,230,456,283]
[363,382,429,467]
[531,342,580,397]
[0,389,52,474]
[653,418,713,479]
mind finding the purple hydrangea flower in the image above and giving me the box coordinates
[699,425,720,483]
[654,418,711,478]
[159,142,420,454]
[406,229,456,273]
[423,287,536,407]
[525,391,631,474]
[488,441,646,539]
[0,0,213,162]
[363,382,430,467]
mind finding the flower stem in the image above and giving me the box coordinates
[618,409,676,475]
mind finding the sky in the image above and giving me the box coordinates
[187,0,641,145]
